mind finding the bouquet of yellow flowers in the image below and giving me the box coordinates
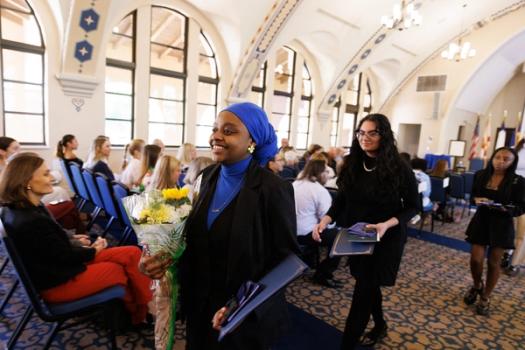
[122,187,191,350]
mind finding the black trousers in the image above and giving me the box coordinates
[297,228,341,279]
[340,278,385,349]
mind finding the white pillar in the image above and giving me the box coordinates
[133,6,151,141]
[184,18,200,144]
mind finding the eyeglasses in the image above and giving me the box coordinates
[355,129,381,139]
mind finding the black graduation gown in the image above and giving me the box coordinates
[180,160,299,349]
[327,161,419,286]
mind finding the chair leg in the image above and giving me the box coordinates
[43,321,63,350]
[117,227,132,246]
[86,207,102,231]
[430,213,434,233]
[101,217,116,238]
[0,256,8,275]
[0,279,19,314]
[7,306,34,349]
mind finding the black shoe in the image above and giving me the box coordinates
[360,322,388,347]
[501,252,512,269]
[463,282,483,305]
[311,275,342,289]
[476,296,490,316]
[504,265,520,277]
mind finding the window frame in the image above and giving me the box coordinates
[296,62,312,150]
[0,1,46,145]
[148,6,189,148]
[272,46,296,143]
[105,11,136,147]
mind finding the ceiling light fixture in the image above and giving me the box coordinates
[380,0,422,30]
[441,4,476,62]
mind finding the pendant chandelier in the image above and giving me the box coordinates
[441,4,476,62]
[380,0,422,30]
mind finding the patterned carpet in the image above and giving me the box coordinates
[1,210,525,349]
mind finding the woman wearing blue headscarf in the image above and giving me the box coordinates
[144,102,298,349]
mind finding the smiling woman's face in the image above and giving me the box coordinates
[209,111,253,164]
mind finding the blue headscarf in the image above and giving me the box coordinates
[223,102,278,166]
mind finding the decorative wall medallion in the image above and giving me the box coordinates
[328,94,337,104]
[337,79,347,89]
[348,64,358,75]
[79,9,99,32]
[375,34,386,44]
[71,97,85,112]
[360,49,371,60]
[74,40,93,62]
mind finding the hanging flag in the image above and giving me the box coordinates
[481,115,491,159]
[515,112,523,145]
[469,116,480,160]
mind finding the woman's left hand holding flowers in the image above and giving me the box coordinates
[139,250,173,280]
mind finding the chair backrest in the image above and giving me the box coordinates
[69,163,91,202]
[469,158,484,172]
[112,182,132,227]
[449,174,465,198]
[82,168,104,208]
[0,217,55,321]
[95,173,120,219]
[462,172,475,195]
[59,159,78,195]
[429,177,446,203]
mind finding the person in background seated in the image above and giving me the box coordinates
[266,153,285,175]
[183,156,214,201]
[0,136,20,172]
[138,144,161,190]
[0,153,152,324]
[399,152,411,166]
[293,159,341,288]
[120,139,145,188]
[56,134,83,168]
[278,137,289,152]
[463,147,525,315]
[298,144,323,171]
[411,158,433,212]
[314,114,418,349]
[147,155,181,192]
[280,149,299,179]
[152,138,165,155]
[177,143,197,172]
[429,159,449,178]
[84,136,114,181]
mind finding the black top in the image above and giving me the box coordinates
[0,205,95,290]
[327,159,419,286]
[465,170,525,248]
[180,160,299,348]
[92,160,115,181]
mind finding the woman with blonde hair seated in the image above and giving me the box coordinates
[176,143,197,171]
[137,144,161,189]
[84,136,114,180]
[147,155,182,191]
[0,153,152,324]
[120,139,145,188]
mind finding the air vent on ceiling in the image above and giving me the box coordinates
[416,75,447,92]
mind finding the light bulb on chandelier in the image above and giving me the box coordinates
[380,1,422,30]
[441,3,476,62]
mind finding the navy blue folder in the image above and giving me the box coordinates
[218,253,308,341]
[329,228,375,257]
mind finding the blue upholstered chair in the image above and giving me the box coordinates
[469,158,484,172]
[82,168,113,236]
[462,171,476,216]
[449,174,466,218]
[0,219,125,350]
[430,176,448,225]
[112,182,136,245]
[95,173,120,236]
[69,163,100,229]
[58,159,79,204]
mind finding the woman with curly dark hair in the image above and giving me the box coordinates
[313,114,418,349]
[463,147,525,315]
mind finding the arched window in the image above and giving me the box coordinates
[0,0,45,144]
[195,32,219,147]
[248,62,267,107]
[271,47,295,144]
[148,7,187,147]
[105,12,135,146]
[296,63,312,150]
[337,73,373,147]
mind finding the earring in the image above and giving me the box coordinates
[26,186,31,190]
[247,144,255,154]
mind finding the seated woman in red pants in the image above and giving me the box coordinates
[0,152,152,324]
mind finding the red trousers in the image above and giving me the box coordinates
[41,246,152,324]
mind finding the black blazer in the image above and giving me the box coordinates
[0,205,95,291]
[180,160,299,343]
